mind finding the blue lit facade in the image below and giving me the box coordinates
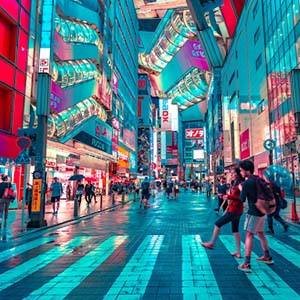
[221,0,300,183]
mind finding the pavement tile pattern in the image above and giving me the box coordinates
[0,190,299,300]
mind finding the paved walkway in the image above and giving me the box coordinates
[1,192,137,239]
[0,190,299,299]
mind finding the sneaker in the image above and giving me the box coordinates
[256,256,274,264]
[283,224,289,232]
[238,263,252,273]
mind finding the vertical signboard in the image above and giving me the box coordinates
[31,179,42,212]
[240,129,250,159]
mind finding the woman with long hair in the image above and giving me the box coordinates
[202,167,244,257]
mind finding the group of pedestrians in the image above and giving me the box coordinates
[202,159,289,273]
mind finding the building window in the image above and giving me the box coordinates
[0,12,17,62]
[0,84,12,132]
[254,27,260,44]
[256,53,262,70]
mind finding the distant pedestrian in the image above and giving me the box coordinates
[238,160,273,273]
[206,182,212,197]
[66,183,71,200]
[140,177,151,208]
[25,183,33,219]
[84,182,93,206]
[75,180,84,205]
[50,177,63,215]
[202,167,244,258]
[267,183,289,234]
[215,177,228,214]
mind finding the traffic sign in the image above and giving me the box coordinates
[263,139,276,151]
[33,170,43,179]
[16,136,31,150]
[15,150,30,165]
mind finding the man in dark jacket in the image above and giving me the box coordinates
[238,160,273,273]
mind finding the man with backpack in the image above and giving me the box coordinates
[140,177,150,208]
[238,160,274,273]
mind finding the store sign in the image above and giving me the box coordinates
[112,72,118,95]
[185,128,204,139]
[240,129,250,159]
[74,132,112,154]
[112,118,120,130]
[31,179,42,212]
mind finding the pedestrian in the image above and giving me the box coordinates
[91,183,97,203]
[238,160,273,273]
[50,177,63,215]
[267,183,289,234]
[75,180,84,205]
[66,183,71,200]
[206,181,212,197]
[140,177,150,208]
[202,167,244,257]
[84,182,93,206]
[25,183,33,219]
[215,177,229,214]
[0,175,15,224]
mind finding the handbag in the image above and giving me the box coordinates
[278,194,288,209]
[3,187,16,200]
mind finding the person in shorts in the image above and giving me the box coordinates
[50,177,63,215]
[202,167,244,257]
[238,160,273,273]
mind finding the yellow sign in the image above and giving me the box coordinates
[32,179,42,212]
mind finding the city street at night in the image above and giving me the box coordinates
[0,190,299,300]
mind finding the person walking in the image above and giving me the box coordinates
[215,177,228,214]
[75,180,84,205]
[50,177,63,215]
[238,160,273,273]
[267,183,289,234]
[25,183,33,219]
[202,167,244,257]
[140,177,151,208]
[84,182,93,206]
[206,181,212,197]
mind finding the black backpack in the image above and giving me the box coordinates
[141,181,150,192]
[252,175,276,215]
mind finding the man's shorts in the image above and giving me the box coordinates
[51,196,61,203]
[244,214,265,233]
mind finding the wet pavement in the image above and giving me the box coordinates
[0,190,299,299]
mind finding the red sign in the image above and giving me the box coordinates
[185,128,204,139]
[240,129,250,159]
[138,79,146,89]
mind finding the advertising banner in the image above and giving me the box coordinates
[185,128,204,139]
[240,129,250,159]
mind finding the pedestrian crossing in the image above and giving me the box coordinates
[0,234,299,299]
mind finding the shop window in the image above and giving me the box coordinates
[0,84,12,132]
[0,12,17,62]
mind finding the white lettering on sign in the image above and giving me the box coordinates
[185,128,204,139]
[191,43,205,58]
[162,100,169,123]
[241,140,249,151]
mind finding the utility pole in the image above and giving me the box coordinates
[27,74,51,228]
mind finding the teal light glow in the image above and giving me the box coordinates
[48,97,107,139]
[138,10,197,73]
[54,13,102,49]
[104,235,164,299]
[52,59,101,88]
[168,68,211,110]
[182,235,222,298]
[220,236,300,298]
[24,236,128,300]
[0,237,55,263]
[0,236,91,292]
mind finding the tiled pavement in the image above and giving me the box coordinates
[0,190,299,299]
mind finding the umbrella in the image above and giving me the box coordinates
[263,164,293,191]
[69,174,85,181]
